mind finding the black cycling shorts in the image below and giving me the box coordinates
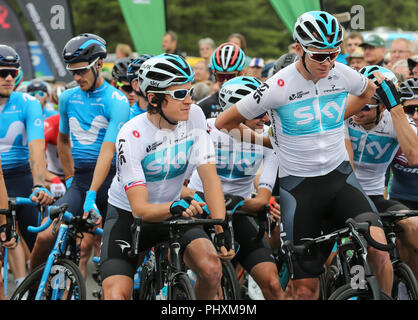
[100,204,210,282]
[369,195,409,212]
[276,161,383,280]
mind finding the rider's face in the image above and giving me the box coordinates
[0,67,17,98]
[296,44,338,80]
[353,97,382,125]
[68,61,99,92]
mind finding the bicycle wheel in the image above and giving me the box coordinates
[11,259,86,300]
[168,273,196,300]
[220,260,241,300]
[328,283,392,300]
[138,261,157,300]
[392,262,418,300]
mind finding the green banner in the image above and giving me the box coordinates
[270,0,321,34]
[118,0,166,55]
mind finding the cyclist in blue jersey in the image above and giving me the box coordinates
[215,11,395,299]
[29,34,130,278]
[100,53,233,300]
[345,67,418,278]
[26,80,58,120]
[111,58,138,109]
[127,54,153,119]
[0,45,54,253]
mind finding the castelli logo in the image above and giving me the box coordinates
[277,79,285,87]
[133,130,140,138]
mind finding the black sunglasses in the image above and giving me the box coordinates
[0,69,19,79]
[117,82,134,94]
[403,105,418,116]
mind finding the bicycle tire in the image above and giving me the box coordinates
[138,261,157,300]
[11,259,86,300]
[168,273,196,300]
[392,262,418,300]
[328,283,392,300]
[220,260,241,300]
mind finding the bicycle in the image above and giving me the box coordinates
[10,201,102,300]
[281,217,395,300]
[133,216,231,300]
[379,210,418,300]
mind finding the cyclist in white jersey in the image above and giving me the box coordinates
[215,11,394,299]
[345,67,418,278]
[100,54,233,300]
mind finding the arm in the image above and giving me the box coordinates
[344,79,377,120]
[88,141,115,192]
[345,138,355,168]
[57,132,74,179]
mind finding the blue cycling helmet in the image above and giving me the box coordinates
[219,76,262,110]
[138,53,194,94]
[127,54,153,84]
[27,79,49,94]
[62,33,107,65]
[293,11,344,49]
[210,42,245,73]
[0,45,20,68]
[14,69,24,89]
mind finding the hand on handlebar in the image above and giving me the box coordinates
[269,196,281,223]
[82,191,102,230]
[30,186,54,206]
[215,231,235,260]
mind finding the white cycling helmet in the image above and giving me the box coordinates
[219,76,262,111]
[399,78,418,102]
[293,11,344,49]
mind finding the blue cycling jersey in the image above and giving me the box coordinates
[129,101,146,120]
[0,92,44,170]
[58,81,130,169]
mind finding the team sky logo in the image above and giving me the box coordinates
[253,83,270,104]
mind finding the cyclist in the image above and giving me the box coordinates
[215,11,394,299]
[126,54,153,119]
[197,42,245,119]
[272,52,299,75]
[0,45,54,252]
[100,53,233,300]
[345,67,418,278]
[29,33,130,278]
[112,57,138,108]
[184,76,284,299]
[26,80,58,119]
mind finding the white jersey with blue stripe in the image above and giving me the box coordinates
[235,62,368,178]
[58,82,130,169]
[0,92,44,170]
[345,111,417,195]
[187,118,272,198]
[108,105,216,212]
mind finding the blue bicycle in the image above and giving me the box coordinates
[10,201,102,300]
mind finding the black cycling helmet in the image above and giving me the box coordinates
[127,54,153,84]
[62,33,107,65]
[0,45,20,68]
[112,57,132,82]
[273,53,299,74]
[27,79,49,94]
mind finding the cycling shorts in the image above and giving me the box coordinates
[368,195,409,212]
[100,204,210,281]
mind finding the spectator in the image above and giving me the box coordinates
[346,47,367,71]
[408,55,418,77]
[199,37,216,67]
[389,38,413,68]
[161,30,185,57]
[359,34,386,66]
[261,60,275,81]
[337,31,364,65]
[115,43,132,59]
[392,59,412,80]
[192,81,212,102]
[193,60,210,83]
[228,33,252,67]
[246,57,265,80]
[288,42,297,54]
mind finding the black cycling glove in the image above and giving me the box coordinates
[214,231,232,251]
[169,196,193,217]
[375,79,401,111]
[224,194,245,213]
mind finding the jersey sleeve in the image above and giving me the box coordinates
[103,91,130,144]
[116,124,147,192]
[339,63,368,96]
[22,94,44,142]
[258,150,279,192]
[58,90,70,135]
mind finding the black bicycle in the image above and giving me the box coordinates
[282,217,395,300]
[131,216,231,300]
[379,210,418,300]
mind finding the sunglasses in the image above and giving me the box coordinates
[0,69,19,79]
[361,104,379,112]
[29,90,47,98]
[148,87,194,100]
[117,82,134,94]
[215,72,238,83]
[254,112,267,119]
[403,105,418,116]
[66,57,99,76]
[302,46,341,64]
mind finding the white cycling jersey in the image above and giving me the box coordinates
[108,105,216,211]
[187,118,273,198]
[235,62,368,178]
[345,110,417,195]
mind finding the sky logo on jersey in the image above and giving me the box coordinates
[277,92,347,136]
[216,149,263,178]
[142,140,193,182]
[349,128,399,163]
